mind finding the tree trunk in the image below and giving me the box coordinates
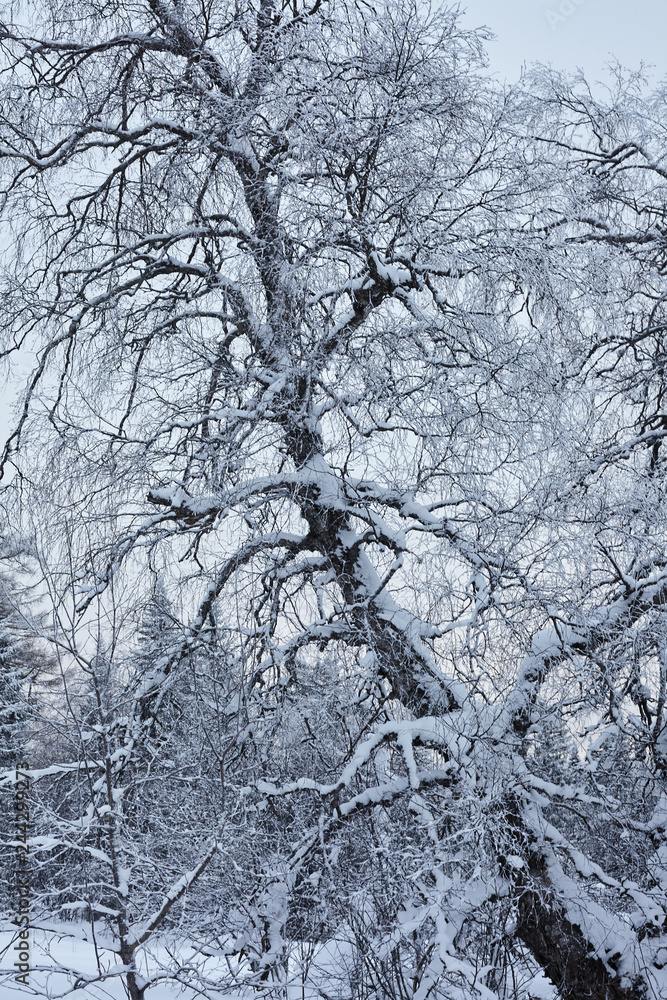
[517,852,645,1000]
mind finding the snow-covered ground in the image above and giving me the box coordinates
[1,923,254,999]
[0,924,558,999]
[0,924,354,999]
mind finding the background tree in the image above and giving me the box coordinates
[0,562,47,923]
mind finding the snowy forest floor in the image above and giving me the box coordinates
[0,923,558,999]
[0,923,244,999]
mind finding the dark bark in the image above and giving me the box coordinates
[517,852,646,1000]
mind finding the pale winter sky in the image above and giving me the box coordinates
[459,0,664,84]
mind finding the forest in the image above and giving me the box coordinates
[0,0,667,997]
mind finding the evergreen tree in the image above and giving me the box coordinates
[0,577,35,921]
[0,624,26,770]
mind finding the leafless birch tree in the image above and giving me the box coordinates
[2,3,667,998]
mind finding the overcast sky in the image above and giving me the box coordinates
[459,0,664,85]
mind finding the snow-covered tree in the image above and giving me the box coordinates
[2,1,667,997]
[0,623,25,771]
[0,567,43,915]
